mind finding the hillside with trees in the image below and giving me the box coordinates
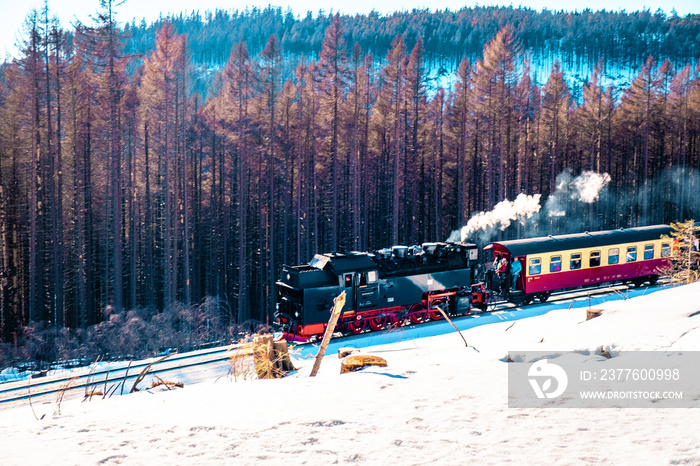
[1,2,699,363]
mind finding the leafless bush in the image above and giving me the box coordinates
[0,342,13,370]
[1,297,266,373]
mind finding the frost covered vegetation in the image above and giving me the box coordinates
[0,297,267,372]
[1,2,700,363]
[120,6,700,80]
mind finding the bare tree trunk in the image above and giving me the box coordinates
[144,122,154,307]
[182,77,191,306]
[107,3,123,312]
[84,110,95,325]
[29,23,41,322]
[163,71,172,308]
[129,116,137,310]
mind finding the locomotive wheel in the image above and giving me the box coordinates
[369,314,387,331]
[409,305,427,324]
[389,314,404,328]
[347,317,365,334]
[536,292,550,303]
[428,300,446,320]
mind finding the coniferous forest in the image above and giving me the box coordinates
[1,2,700,363]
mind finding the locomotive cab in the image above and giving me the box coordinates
[275,252,380,341]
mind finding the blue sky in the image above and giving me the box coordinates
[1,0,699,61]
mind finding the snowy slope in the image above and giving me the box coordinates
[1,283,699,465]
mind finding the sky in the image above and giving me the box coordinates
[1,0,699,61]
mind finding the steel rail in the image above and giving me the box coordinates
[0,344,238,406]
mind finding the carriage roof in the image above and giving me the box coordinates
[485,224,672,258]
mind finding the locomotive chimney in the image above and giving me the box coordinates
[392,246,408,259]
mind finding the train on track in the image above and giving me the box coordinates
[275,224,676,342]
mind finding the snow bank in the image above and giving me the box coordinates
[1,283,699,465]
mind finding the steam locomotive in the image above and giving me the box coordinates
[275,224,674,343]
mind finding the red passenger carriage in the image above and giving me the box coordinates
[485,225,673,305]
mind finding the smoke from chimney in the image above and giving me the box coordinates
[545,169,611,217]
[448,170,612,243]
[446,193,542,242]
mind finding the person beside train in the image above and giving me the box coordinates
[511,257,522,290]
[497,256,509,291]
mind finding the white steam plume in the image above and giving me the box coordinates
[545,170,611,217]
[573,171,612,203]
[447,170,612,243]
[447,193,542,242]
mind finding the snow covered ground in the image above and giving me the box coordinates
[1,283,699,465]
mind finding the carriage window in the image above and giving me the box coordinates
[550,255,562,272]
[661,243,671,258]
[570,253,582,270]
[590,251,601,267]
[644,244,654,260]
[608,248,619,265]
[626,246,637,262]
[529,258,541,276]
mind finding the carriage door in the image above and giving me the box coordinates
[343,273,356,311]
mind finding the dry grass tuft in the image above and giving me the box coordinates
[83,390,104,401]
[130,353,176,393]
[227,341,256,381]
[150,375,184,390]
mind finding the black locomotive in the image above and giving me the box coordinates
[275,242,487,342]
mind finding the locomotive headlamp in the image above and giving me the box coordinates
[294,311,300,318]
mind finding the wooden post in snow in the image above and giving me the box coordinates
[253,334,297,379]
[310,291,346,377]
[433,304,469,348]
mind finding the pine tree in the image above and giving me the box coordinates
[316,15,348,251]
[539,61,570,198]
[258,34,282,322]
[617,56,660,223]
[404,38,428,244]
[660,220,700,285]
[447,58,472,228]
[373,36,406,246]
[218,42,255,321]
[138,22,187,308]
[473,25,519,208]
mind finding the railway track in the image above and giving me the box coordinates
[484,281,658,312]
[297,281,664,351]
[1,281,662,409]
[0,344,237,409]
